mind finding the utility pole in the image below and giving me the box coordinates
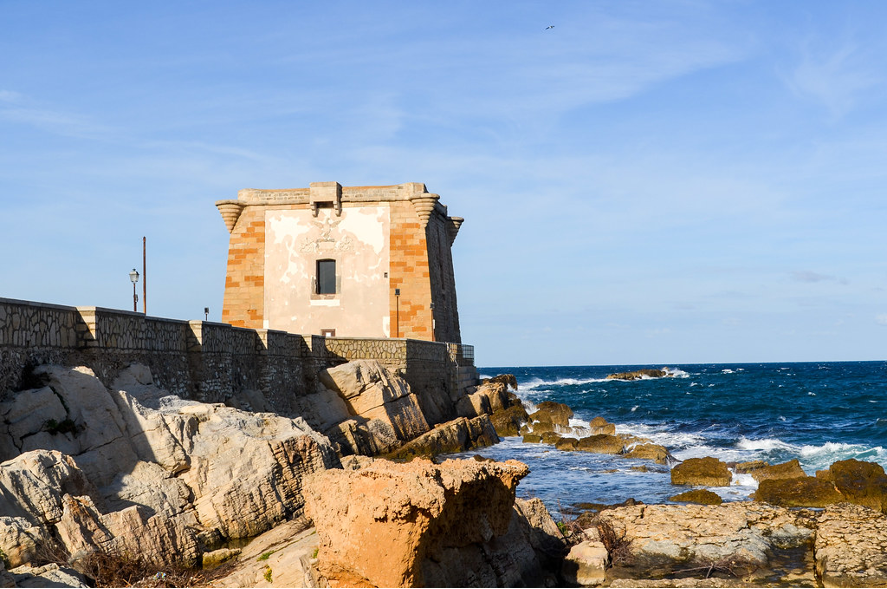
[142,236,147,314]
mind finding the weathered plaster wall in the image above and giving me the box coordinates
[264,205,391,337]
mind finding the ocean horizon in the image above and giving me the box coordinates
[450,360,887,516]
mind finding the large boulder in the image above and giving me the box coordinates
[304,458,541,587]
[818,459,887,513]
[577,434,626,455]
[671,457,731,487]
[318,360,430,443]
[742,459,807,483]
[589,417,616,435]
[489,404,529,437]
[753,476,844,508]
[482,374,518,391]
[624,443,671,465]
[0,365,340,568]
[562,541,609,587]
[528,401,573,428]
[386,416,498,461]
[668,489,723,505]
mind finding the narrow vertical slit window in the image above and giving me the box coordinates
[317,259,337,294]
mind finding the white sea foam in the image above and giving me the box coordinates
[722,369,734,374]
[730,472,759,489]
[631,405,639,412]
[667,367,690,378]
[521,376,608,391]
[617,423,706,450]
[737,437,798,452]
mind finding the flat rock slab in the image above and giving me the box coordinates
[815,503,887,588]
[210,520,320,588]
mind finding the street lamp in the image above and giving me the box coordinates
[395,288,400,338]
[129,269,139,312]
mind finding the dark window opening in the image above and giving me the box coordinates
[317,259,336,294]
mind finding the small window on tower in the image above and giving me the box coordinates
[316,259,336,295]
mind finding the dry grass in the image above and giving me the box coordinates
[73,552,212,588]
[579,515,634,566]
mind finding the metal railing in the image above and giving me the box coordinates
[447,343,475,366]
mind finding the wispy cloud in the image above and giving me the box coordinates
[0,91,111,139]
[876,314,887,326]
[787,40,882,117]
[790,271,849,285]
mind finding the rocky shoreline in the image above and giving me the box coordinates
[0,363,886,587]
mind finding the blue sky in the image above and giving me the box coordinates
[1,1,885,366]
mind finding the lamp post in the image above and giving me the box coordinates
[395,288,400,338]
[430,301,435,342]
[129,269,140,312]
[204,307,209,321]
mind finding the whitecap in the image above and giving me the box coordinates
[736,437,798,452]
[521,376,609,391]
[722,369,734,374]
[808,392,816,396]
[730,472,759,489]
[631,405,639,412]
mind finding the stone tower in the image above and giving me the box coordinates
[216,182,464,343]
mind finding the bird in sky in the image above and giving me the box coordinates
[545,25,555,30]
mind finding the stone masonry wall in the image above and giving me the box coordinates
[388,200,433,339]
[221,205,266,329]
[0,298,476,424]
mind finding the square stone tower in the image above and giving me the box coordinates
[216,182,464,343]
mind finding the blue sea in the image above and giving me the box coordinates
[449,362,887,516]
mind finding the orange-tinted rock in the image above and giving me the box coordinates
[576,434,625,455]
[670,457,731,487]
[624,443,671,465]
[753,476,844,508]
[304,458,529,587]
[669,489,723,505]
[489,404,528,437]
[750,459,806,482]
[588,417,616,435]
[529,401,574,427]
[822,459,887,513]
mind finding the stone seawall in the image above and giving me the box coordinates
[0,297,477,420]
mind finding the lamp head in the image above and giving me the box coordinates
[129,269,140,284]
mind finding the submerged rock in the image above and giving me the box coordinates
[624,443,672,465]
[606,369,669,381]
